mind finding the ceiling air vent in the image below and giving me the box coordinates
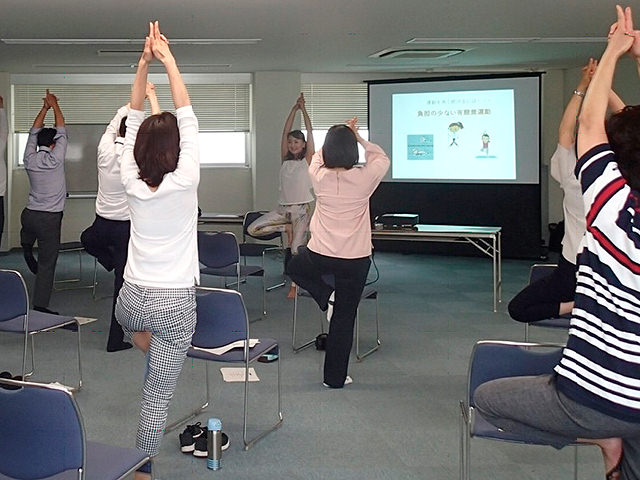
[369,48,464,60]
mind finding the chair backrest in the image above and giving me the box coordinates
[467,341,563,407]
[243,211,282,242]
[0,379,85,479]
[191,287,249,349]
[0,269,29,323]
[529,263,557,284]
[198,231,240,269]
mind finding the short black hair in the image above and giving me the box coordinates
[119,116,128,138]
[606,105,640,191]
[37,128,57,147]
[322,124,358,169]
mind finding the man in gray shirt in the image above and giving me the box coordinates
[20,89,67,313]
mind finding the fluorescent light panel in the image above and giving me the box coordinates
[3,38,261,45]
[33,63,231,69]
[407,37,606,44]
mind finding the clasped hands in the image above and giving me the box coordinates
[607,5,640,58]
[140,21,174,65]
[42,89,58,110]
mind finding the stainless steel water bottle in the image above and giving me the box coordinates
[207,418,222,470]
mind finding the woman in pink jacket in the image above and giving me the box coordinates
[287,117,389,388]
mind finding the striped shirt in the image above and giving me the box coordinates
[555,143,640,423]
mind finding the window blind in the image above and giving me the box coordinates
[13,83,250,132]
[301,83,368,129]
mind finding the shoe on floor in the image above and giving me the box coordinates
[179,422,205,453]
[193,430,230,457]
[323,375,353,388]
[326,291,335,322]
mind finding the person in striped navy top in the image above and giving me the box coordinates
[475,6,640,480]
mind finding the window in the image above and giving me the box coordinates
[301,83,369,162]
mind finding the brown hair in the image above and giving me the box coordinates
[133,112,180,188]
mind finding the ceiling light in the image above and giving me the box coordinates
[3,38,261,45]
[407,37,606,44]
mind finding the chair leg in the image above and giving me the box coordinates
[524,323,530,342]
[243,344,283,450]
[165,361,211,433]
[291,286,322,353]
[263,249,285,292]
[355,293,381,362]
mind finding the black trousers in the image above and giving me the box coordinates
[20,208,63,309]
[287,247,371,387]
[81,215,130,348]
[507,254,577,323]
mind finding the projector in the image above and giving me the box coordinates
[375,213,419,230]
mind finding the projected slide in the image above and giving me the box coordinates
[391,89,516,181]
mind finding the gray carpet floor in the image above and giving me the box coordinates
[0,249,608,479]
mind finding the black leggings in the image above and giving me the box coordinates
[508,255,577,323]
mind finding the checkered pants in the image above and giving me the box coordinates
[115,281,196,457]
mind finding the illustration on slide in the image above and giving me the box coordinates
[448,122,463,147]
[407,134,434,160]
[480,132,490,155]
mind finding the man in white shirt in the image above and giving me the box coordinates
[81,83,160,352]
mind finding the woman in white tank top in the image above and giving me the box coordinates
[247,93,315,297]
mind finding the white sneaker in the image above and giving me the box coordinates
[326,291,335,322]
[323,375,352,388]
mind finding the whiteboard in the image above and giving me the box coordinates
[63,123,107,193]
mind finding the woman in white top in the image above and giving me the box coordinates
[114,22,200,474]
[508,59,625,324]
[248,93,315,297]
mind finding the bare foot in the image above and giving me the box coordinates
[287,283,296,299]
[579,437,623,478]
[132,331,152,353]
[134,472,151,480]
[559,301,574,316]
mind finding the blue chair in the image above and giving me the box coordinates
[166,287,282,450]
[523,264,571,341]
[239,211,286,291]
[292,274,380,361]
[198,231,267,317]
[460,340,579,480]
[0,269,82,391]
[0,378,150,480]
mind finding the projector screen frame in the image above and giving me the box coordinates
[367,72,543,185]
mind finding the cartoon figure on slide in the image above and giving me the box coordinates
[448,121,463,147]
[480,132,490,155]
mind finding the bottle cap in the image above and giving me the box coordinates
[208,417,222,430]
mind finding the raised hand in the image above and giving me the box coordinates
[141,25,153,64]
[45,89,58,108]
[150,21,174,64]
[606,5,635,58]
[296,93,305,109]
[577,58,597,92]
[145,81,156,98]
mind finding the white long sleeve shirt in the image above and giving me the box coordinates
[121,106,200,288]
[96,105,129,220]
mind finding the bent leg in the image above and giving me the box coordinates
[247,209,288,237]
[287,247,333,310]
[288,203,312,254]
